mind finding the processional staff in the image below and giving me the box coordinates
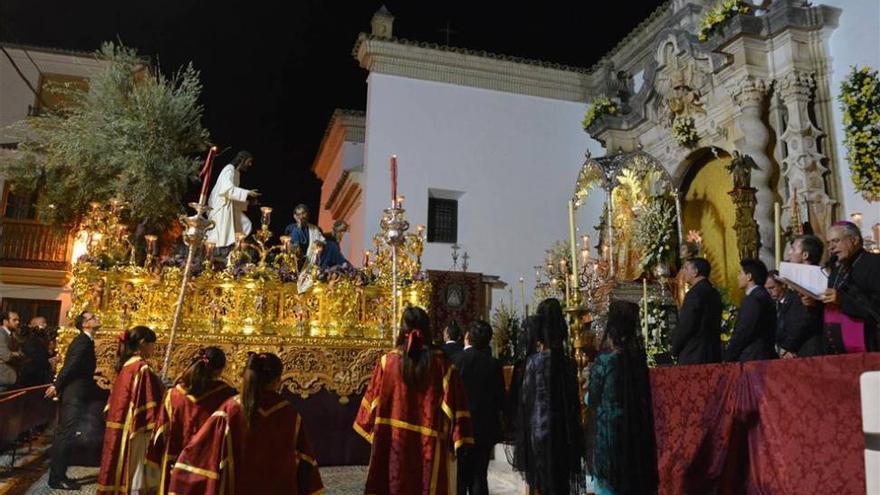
[160,145,218,381]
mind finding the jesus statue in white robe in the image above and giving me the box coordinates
[206,152,257,248]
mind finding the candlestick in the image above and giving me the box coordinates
[280,235,291,252]
[519,277,526,317]
[144,234,158,255]
[390,155,398,206]
[774,202,781,270]
[567,200,579,299]
[363,250,370,267]
[260,206,273,227]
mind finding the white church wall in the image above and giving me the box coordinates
[822,0,880,231]
[362,73,605,306]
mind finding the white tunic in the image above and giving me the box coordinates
[205,164,252,248]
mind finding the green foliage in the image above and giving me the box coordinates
[0,42,209,229]
[582,96,617,131]
[698,0,751,42]
[839,66,880,202]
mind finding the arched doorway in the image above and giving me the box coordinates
[681,150,742,303]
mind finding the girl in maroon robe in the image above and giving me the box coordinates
[148,347,236,495]
[97,326,165,495]
[354,306,474,495]
[169,352,324,495]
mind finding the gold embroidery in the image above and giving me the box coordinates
[173,461,219,480]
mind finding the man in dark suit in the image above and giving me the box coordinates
[724,259,778,362]
[775,235,825,357]
[451,320,504,495]
[672,257,723,365]
[44,311,100,490]
[441,320,464,360]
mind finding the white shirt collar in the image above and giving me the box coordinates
[445,340,457,345]
[463,344,473,351]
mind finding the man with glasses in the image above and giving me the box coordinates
[805,221,880,352]
[45,311,101,490]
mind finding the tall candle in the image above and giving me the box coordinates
[390,155,398,206]
[642,278,649,345]
[774,202,781,270]
[363,250,370,267]
[260,206,273,227]
[567,200,579,298]
[519,277,526,317]
[144,234,158,256]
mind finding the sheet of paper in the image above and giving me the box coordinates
[778,261,827,297]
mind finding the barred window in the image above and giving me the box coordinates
[427,197,458,243]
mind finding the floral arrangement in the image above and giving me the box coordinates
[633,196,677,272]
[839,66,880,202]
[698,0,751,42]
[582,96,618,131]
[717,288,738,342]
[641,295,672,366]
[671,116,699,147]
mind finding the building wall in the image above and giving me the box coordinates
[822,0,880,229]
[316,139,365,263]
[0,47,103,143]
[0,47,102,321]
[363,73,605,306]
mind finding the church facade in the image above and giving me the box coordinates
[315,0,878,305]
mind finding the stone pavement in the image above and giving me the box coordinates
[2,442,528,495]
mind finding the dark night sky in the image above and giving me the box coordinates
[0,0,664,229]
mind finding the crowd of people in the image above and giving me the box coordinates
[5,218,879,494]
[673,221,880,365]
[0,311,58,393]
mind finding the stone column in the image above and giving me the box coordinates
[777,71,836,242]
[729,76,775,265]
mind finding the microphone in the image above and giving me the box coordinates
[824,254,838,272]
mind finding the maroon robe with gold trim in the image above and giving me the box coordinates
[168,392,324,495]
[148,381,236,495]
[97,356,165,495]
[354,349,474,495]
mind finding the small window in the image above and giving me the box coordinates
[427,197,457,243]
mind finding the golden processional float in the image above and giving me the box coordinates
[61,160,428,404]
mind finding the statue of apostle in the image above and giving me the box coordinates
[283,204,324,292]
[205,151,260,249]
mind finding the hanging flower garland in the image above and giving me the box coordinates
[839,66,880,202]
[582,96,618,130]
[640,294,672,367]
[672,116,699,147]
[698,0,751,42]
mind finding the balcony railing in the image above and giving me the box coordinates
[0,219,73,270]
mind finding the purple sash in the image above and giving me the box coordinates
[824,305,866,353]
